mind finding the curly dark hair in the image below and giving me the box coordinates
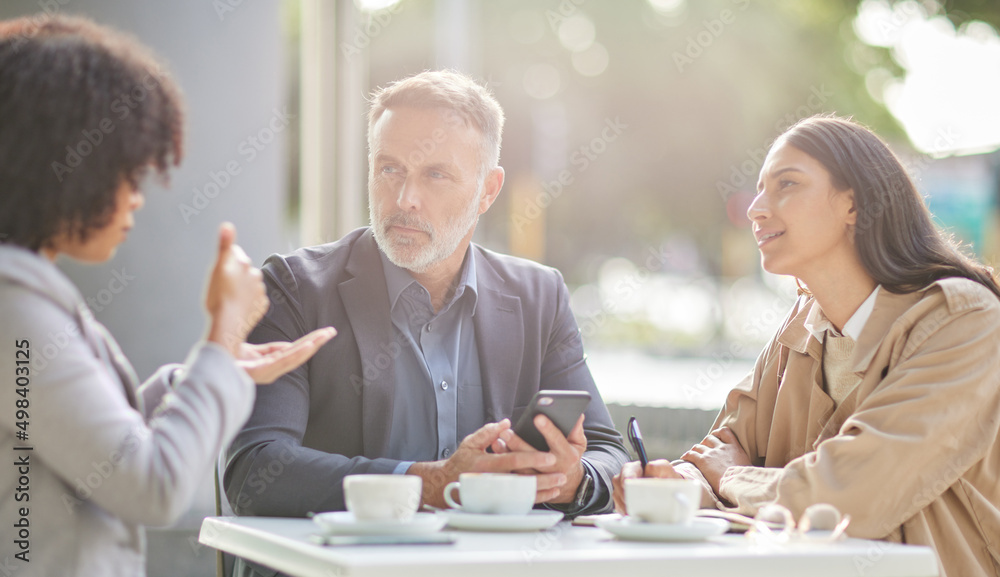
[0,14,184,251]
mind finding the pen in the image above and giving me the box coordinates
[627,416,649,471]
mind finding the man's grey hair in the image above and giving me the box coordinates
[367,70,504,180]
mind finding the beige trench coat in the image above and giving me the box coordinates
[675,277,1000,577]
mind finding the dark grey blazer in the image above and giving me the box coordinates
[224,227,628,520]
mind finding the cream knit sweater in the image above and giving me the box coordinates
[822,331,861,406]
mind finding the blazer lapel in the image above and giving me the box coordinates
[339,229,396,457]
[473,249,524,423]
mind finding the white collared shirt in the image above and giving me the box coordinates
[803,285,881,343]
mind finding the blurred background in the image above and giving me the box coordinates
[2,0,998,574]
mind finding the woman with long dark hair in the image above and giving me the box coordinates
[0,15,334,576]
[615,116,1000,577]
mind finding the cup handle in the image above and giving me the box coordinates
[443,481,463,510]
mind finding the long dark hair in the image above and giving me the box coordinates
[0,14,184,251]
[777,115,1000,300]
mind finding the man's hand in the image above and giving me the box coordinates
[680,427,751,494]
[494,414,588,504]
[235,327,336,384]
[407,420,560,509]
[611,459,683,514]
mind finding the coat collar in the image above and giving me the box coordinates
[775,285,931,449]
[777,297,821,360]
[777,288,926,376]
[849,288,924,373]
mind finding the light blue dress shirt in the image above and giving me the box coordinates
[378,248,485,474]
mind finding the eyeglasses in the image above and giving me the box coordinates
[626,417,649,470]
[747,503,851,545]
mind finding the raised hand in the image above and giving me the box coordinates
[204,222,269,356]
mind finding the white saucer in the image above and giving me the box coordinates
[596,516,730,542]
[442,509,564,532]
[313,511,447,536]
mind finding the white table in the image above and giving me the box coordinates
[198,516,939,577]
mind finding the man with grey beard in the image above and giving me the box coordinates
[224,73,628,572]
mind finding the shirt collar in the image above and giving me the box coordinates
[803,285,881,343]
[378,245,479,315]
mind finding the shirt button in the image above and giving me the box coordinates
[425,323,432,332]
[440,380,449,391]
[441,448,451,458]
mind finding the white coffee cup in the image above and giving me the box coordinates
[343,474,422,522]
[624,478,701,525]
[443,473,536,515]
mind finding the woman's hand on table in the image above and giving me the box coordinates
[681,427,751,495]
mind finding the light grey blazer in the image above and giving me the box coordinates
[0,245,255,577]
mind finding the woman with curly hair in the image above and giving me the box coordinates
[0,15,334,576]
[615,116,1000,577]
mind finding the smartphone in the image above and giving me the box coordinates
[511,390,591,451]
